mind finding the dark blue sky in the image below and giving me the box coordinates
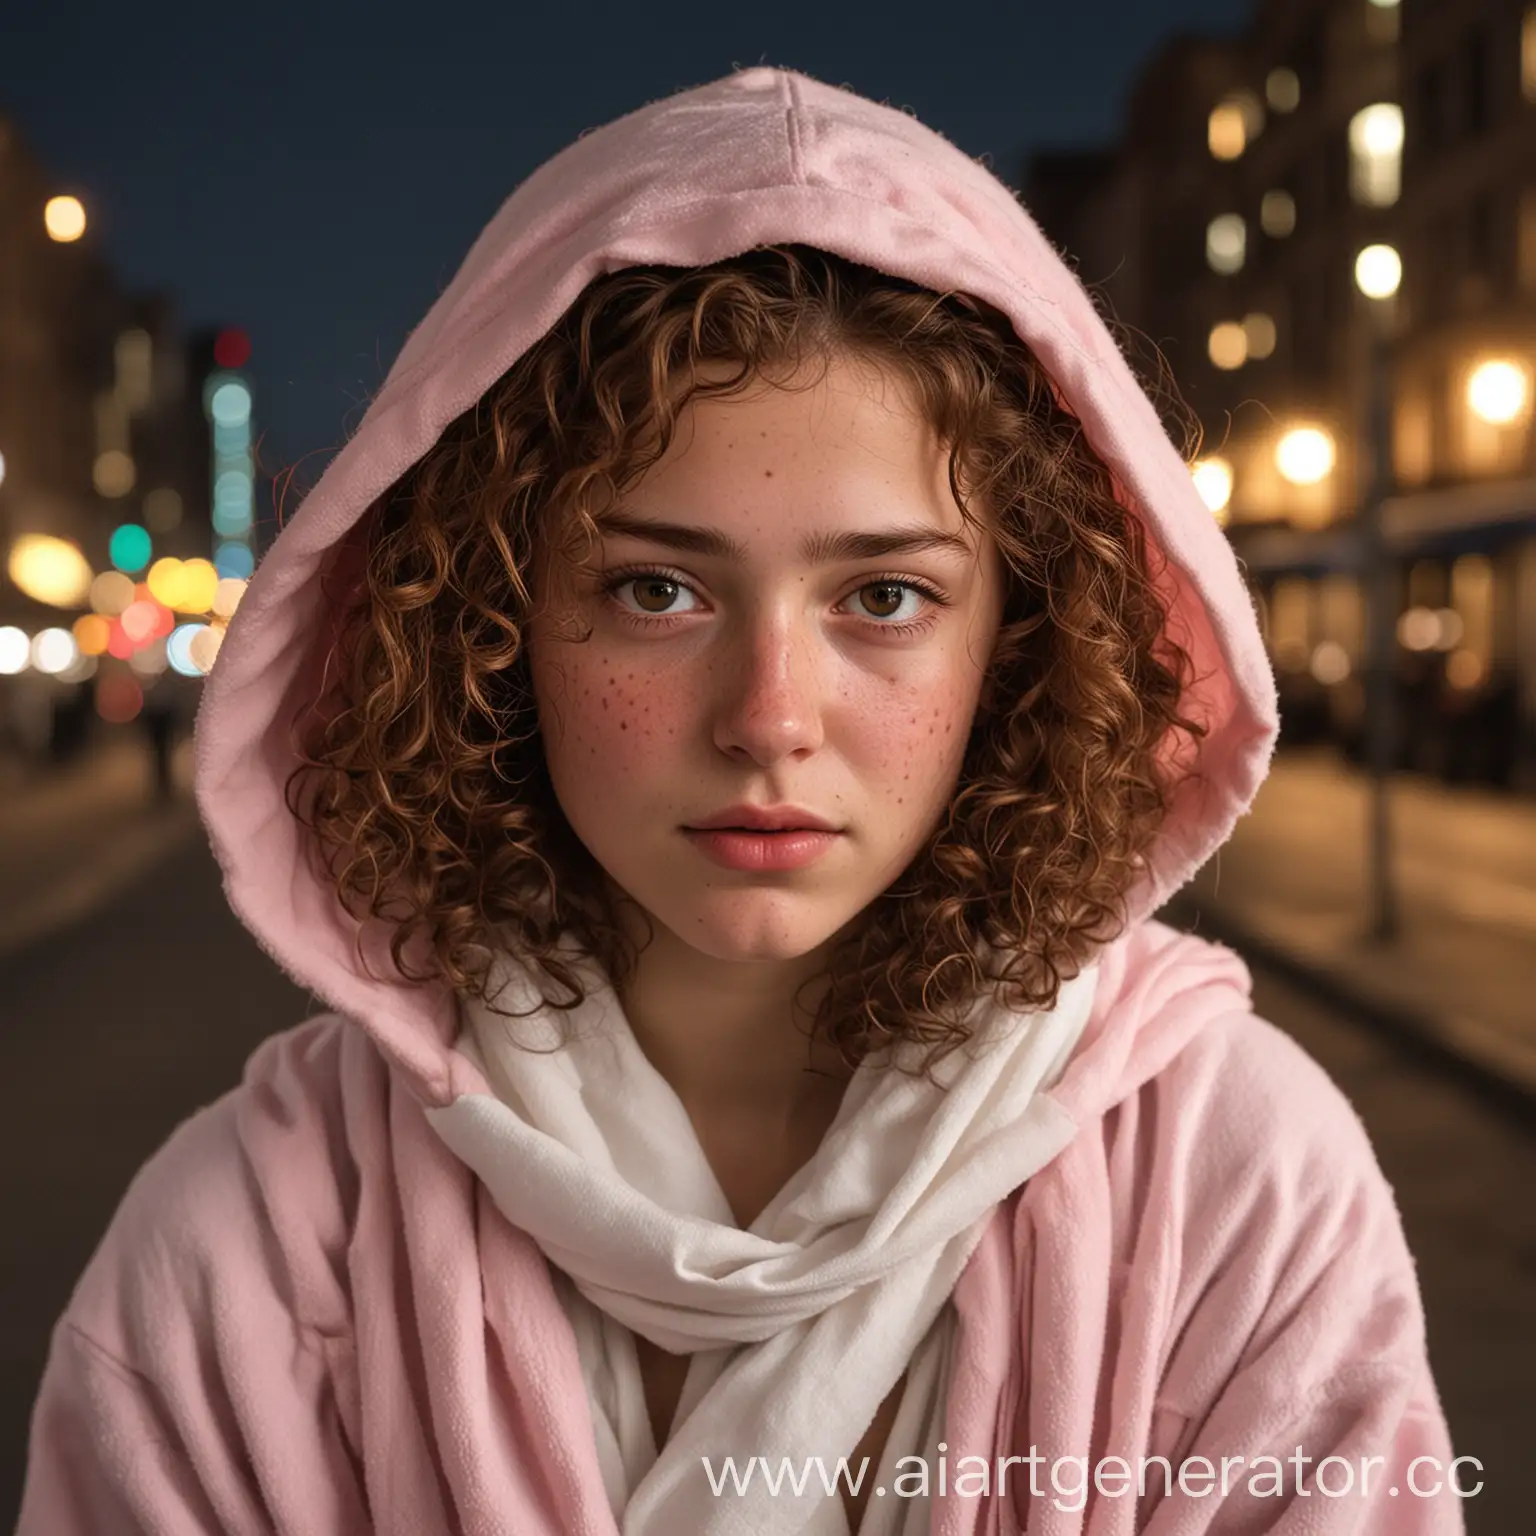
[4,0,1247,474]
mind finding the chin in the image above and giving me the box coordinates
[658,889,856,965]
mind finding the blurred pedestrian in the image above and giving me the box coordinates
[140,682,178,801]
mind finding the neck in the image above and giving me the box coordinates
[612,905,854,1124]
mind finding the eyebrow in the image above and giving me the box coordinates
[592,510,975,564]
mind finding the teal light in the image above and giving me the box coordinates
[209,380,251,428]
[214,541,255,580]
[109,523,153,574]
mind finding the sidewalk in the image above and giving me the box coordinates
[1170,749,1536,1107]
[0,732,201,967]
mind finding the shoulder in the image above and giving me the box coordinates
[62,1014,387,1355]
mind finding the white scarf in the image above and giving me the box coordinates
[426,950,1096,1535]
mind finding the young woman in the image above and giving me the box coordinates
[19,69,1462,1534]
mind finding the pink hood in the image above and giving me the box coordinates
[194,66,1278,1110]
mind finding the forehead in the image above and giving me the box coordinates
[610,353,979,547]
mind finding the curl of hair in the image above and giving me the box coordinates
[286,245,1204,1071]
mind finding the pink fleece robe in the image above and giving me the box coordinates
[17,68,1461,1534]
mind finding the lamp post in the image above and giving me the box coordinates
[1354,245,1402,944]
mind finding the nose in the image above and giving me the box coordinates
[711,606,826,766]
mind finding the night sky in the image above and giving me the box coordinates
[4,0,1247,475]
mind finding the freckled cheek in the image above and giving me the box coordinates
[536,656,687,765]
[846,677,977,794]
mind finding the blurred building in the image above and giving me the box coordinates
[1026,0,1536,789]
[0,112,245,762]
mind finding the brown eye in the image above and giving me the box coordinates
[859,582,907,619]
[632,577,681,613]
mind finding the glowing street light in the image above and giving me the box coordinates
[44,195,86,243]
[1354,244,1402,300]
[1466,359,1531,426]
[1276,426,1336,485]
[1191,457,1234,521]
[7,535,94,608]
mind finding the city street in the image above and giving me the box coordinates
[1,821,1532,1532]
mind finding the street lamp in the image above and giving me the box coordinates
[1275,426,1336,485]
[43,195,86,243]
[1353,242,1401,942]
[1354,244,1402,300]
[1466,359,1531,426]
[1191,457,1234,522]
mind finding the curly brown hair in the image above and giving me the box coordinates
[285,245,1203,1069]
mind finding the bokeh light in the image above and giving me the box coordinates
[44,195,86,242]
[129,638,169,678]
[1191,457,1234,518]
[109,523,153,574]
[189,624,225,674]
[0,627,30,675]
[89,570,136,615]
[7,534,93,608]
[211,576,247,619]
[1208,322,1248,370]
[167,624,204,677]
[143,487,184,533]
[95,672,144,724]
[31,628,79,676]
[147,557,186,609]
[214,541,255,580]
[209,380,251,428]
[1276,426,1337,485]
[106,618,134,660]
[93,449,136,498]
[1354,244,1402,299]
[1466,360,1531,426]
[73,614,111,656]
[179,559,220,613]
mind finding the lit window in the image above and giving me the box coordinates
[1266,68,1300,112]
[1348,103,1403,206]
[1260,189,1297,238]
[1207,214,1247,274]
[1209,322,1248,370]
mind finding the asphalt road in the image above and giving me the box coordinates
[2,833,1532,1532]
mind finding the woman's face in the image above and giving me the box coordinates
[528,352,1005,965]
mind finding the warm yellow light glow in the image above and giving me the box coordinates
[1208,322,1248,371]
[1265,68,1300,113]
[189,623,225,675]
[178,559,221,614]
[1466,359,1531,425]
[1191,457,1234,520]
[210,574,246,619]
[73,614,111,656]
[1206,214,1246,274]
[7,535,94,608]
[1355,244,1402,299]
[1208,104,1246,161]
[93,449,136,498]
[44,195,86,242]
[1243,312,1277,360]
[147,557,187,609]
[1276,426,1336,485]
[1349,105,1404,206]
[1260,189,1296,238]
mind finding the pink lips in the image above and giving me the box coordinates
[682,828,841,872]
[682,805,843,871]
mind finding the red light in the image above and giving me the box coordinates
[214,328,251,369]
